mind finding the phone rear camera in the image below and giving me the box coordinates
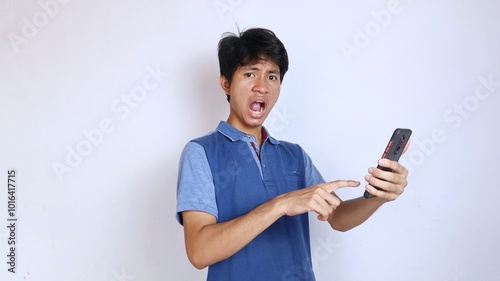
[394,146,401,155]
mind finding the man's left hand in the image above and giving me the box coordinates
[364,159,409,201]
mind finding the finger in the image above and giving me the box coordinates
[365,174,395,194]
[307,186,342,210]
[321,191,342,209]
[368,166,407,191]
[377,159,408,176]
[309,193,337,220]
[368,166,397,184]
[322,180,360,194]
[311,202,330,220]
[402,139,411,155]
[365,184,398,201]
[300,186,343,219]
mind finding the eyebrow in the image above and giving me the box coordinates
[243,66,280,74]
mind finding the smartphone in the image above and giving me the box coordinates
[363,128,412,199]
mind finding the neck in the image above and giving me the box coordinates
[226,120,264,146]
[253,128,263,147]
[245,126,263,146]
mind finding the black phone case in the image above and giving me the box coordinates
[364,128,412,199]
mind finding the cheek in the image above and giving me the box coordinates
[230,96,248,113]
[270,88,280,103]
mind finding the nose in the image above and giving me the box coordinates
[252,76,269,94]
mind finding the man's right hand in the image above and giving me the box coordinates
[274,180,360,221]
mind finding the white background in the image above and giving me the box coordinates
[1,0,500,280]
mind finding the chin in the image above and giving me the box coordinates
[246,120,264,128]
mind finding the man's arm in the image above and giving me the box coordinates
[182,200,281,269]
[328,158,409,232]
[182,180,360,269]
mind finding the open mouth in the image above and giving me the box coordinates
[249,100,265,114]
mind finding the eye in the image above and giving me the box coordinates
[245,73,254,78]
[268,75,278,81]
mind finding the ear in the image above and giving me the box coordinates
[219,75,230,96]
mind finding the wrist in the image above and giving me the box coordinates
[370,196,388,206]
[266,194,287,219]
[256,196,286,220]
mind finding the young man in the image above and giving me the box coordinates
[176,28,409,281]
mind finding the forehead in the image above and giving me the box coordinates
[238,59,280,72]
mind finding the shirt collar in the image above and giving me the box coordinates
[216,121,280,145]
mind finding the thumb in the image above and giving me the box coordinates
[402,139,411,155]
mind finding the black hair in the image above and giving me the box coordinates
[218,28,289,102]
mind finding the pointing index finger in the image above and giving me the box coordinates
[323,180,360,193]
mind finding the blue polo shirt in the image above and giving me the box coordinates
[177,121,325,281]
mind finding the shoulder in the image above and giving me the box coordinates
[270,138,320,172]
[180,130,219,156]
[190,130,225,148]
[272,138,306,155]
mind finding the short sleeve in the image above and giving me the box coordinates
[176,141,218,225]
[301,148,326,187]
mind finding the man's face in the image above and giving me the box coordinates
[221,59,281,135]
